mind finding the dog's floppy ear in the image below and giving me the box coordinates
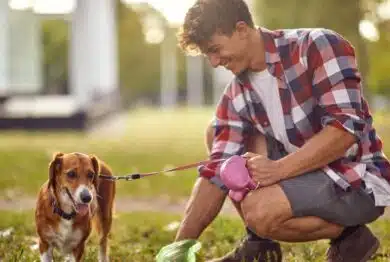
[90,155,100,189]
[48,152,64,191]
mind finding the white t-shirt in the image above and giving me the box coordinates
[248,69,296,153]
[248,69,390,206]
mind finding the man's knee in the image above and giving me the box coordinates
[241,195,276,237]
[241,185,292,237]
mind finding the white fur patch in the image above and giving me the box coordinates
[58,190,75,214]
[58,220,82,253]
[45,219,82,255]
[40,247,53,262]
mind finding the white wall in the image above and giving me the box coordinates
[69,0,118,107]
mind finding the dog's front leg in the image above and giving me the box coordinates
[98,250,109,262]
[98,236,109,262]
[39,240,53,262]
[71,243,85,262]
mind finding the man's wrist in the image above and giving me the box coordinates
[276,156,295,180]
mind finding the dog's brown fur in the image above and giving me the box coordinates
[35,152,116,262]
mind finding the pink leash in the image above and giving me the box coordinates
[98,158,227,181]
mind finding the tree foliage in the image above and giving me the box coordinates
[254,0,389,98]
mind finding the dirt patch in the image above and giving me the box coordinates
[0,196,239,217]
[0,196,388,219]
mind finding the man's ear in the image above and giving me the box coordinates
[235,21,250,39]
[90,155,100,189]
[48,152,64,191]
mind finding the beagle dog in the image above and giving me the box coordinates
[35,152,116,262]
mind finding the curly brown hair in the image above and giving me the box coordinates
[177,0,255,55]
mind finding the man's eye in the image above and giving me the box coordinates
[67,171,77,179]
[87,172,95,180]
[210,48,218,54]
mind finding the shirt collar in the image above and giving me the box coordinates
[259,27,282,65]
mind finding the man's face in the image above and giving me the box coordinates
[203,26,250,75]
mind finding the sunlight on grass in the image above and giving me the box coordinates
[0,107,388,201]
[0,211,388,261]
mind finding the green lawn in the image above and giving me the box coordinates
[0,107,389,261]
[0,210,389,262]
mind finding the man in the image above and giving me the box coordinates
[175,0,390,261]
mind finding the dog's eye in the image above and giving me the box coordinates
[67,171,77,179]
[87,172,95,180]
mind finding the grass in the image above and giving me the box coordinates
[0,210,389,262]
[0,107,389,261]
[0,210,244,262]
[0,212,390,262]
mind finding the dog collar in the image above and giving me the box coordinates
[53,204,77,220]
[50,194,76,220]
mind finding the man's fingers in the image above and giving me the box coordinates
[260,180,275,187]
[242,152,257,158]
[246,161,258,170]
[246,156,266,167]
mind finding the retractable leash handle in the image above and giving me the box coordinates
[220,155,257,202]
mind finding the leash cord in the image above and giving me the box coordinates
[98,158,227,182]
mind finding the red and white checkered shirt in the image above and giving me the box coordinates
[199,27,390,191]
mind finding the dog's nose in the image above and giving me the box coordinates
[80,189,92,203]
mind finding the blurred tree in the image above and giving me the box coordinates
[118,1,161,106]
[118,2,188,107]
[362,0,390,96]
[254,0,372,99]
[367,21,390,96]
[41,19,69,95]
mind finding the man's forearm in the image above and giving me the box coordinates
[278,125,357,179]
[175,177,226,241]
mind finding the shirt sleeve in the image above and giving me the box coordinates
[198,80,251,180]
[307,28,369,141]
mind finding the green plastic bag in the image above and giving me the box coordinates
[155,239,202,262]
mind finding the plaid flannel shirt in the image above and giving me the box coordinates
[199,27,390,191]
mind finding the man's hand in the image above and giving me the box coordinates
[242,152,286,187]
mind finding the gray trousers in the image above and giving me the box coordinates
[267,136,385,226]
